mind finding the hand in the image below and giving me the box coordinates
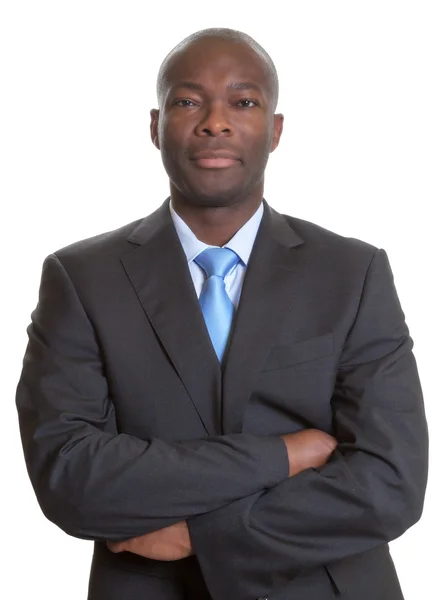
[281,428,337,477]
[107,520,193,561]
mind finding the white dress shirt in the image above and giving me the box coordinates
[169,199,264,310]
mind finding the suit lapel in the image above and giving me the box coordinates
[221,202,307,434]
[120,200,222,436]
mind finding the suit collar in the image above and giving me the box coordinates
[122,199,222,435]
[127,197,303,250]
[122,198,306,435]
[220,202,307,433]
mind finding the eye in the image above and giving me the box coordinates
[236,99,258,108]
[173,99,197,107]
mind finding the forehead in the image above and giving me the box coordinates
[163,38,273,94]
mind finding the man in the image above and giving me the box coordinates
[16,28,428,600]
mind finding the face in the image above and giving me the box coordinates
[150,38,284,208]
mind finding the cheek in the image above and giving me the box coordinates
[234,114,273,142]
[158,114,189,149]
[239,127,273,162]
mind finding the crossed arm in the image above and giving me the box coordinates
[16,250,428,600]
[106,428,338,560]
[15,254,335,540]
[187,249,428,600]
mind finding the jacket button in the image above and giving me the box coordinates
[257,597,268,600]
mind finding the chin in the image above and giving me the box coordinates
[177,184,245,208]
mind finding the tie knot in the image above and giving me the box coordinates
[194,247,240,279]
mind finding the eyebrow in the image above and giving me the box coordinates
[227,82,263,93]
[173,81,264,93]
[175,81,205,91]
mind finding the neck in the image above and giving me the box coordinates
[170,190,263,247]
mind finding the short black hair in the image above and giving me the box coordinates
[156,28,279,111]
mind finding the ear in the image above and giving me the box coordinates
[150,109,160,150]
[270,113,284,153]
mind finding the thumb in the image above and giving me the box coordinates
[106,541,124,553]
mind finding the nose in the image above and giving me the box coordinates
[195,102,233,137]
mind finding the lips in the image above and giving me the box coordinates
[190,150,241,170]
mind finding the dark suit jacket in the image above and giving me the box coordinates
[16,199,428,600]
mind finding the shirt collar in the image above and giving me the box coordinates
[169,199,264,267]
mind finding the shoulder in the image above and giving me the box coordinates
[274,208,379,266]
[268,206,382,281]
[39,216,147,287]
[282,212,376,254]
[53,217,144,261]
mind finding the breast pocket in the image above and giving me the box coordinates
[262,333,334,372]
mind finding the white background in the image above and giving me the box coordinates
[1,1,444,598]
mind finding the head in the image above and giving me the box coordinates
[150,28,283,209]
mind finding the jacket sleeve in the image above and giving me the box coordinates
[15,253,289,541]
[187,249,429,600]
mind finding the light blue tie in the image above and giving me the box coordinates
[194,247,240,362]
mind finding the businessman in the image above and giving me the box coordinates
[16,28,428,600]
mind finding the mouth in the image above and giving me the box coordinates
[190,151,241,170]
[192,157,240,169]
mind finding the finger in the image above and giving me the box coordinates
[107,541,124,553]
